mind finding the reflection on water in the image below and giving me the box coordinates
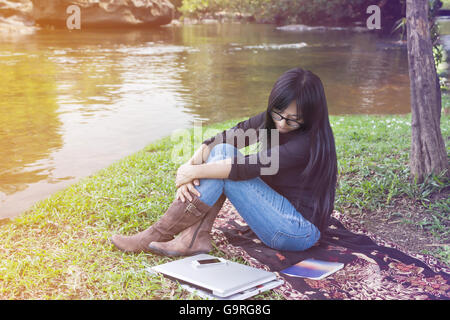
[0,24,412,218]
[0,54,63,194]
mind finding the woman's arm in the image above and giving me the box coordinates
[188,143,211,165]
[175,158,232,188]
[192,158,232,180]
[175,143,215,202]
[201,111,266,149]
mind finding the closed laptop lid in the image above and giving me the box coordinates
[151,254,277,297]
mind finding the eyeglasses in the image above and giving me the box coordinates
[271,110,304,128]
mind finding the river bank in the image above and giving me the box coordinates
[0,105,448,299]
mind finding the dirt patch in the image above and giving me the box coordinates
[345,191,449,267]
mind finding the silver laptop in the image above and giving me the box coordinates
[149,254,282,298]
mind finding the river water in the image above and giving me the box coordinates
[0,23,413,218]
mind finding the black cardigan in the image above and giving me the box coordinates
[202,111,326,232]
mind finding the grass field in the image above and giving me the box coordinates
[0,102,448,299]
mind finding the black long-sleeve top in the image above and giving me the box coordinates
[202,111,320,231]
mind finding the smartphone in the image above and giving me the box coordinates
[191,258,227,268]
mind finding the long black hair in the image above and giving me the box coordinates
[262,67,338,231]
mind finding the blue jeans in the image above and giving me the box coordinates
[194,143,321,251]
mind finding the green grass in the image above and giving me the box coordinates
[333,114,447,211]
[442,0,450,10]
[0,105,449,299]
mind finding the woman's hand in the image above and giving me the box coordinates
[176,180,201,203]
[175,163,197,189]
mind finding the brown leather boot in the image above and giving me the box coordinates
[147,194,226,257]
[110,197,212,253]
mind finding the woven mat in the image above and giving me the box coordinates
[211,200,450,300]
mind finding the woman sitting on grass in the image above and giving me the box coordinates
[111,67,338,257]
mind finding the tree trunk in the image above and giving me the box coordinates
[406,0,448,183]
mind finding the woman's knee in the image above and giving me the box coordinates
[209,143,240,160]
[269,226,320,251]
